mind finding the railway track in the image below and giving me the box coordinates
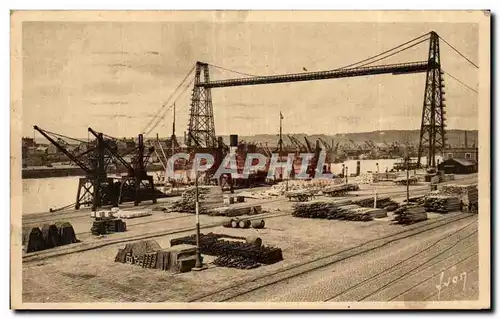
[324,223,477,301]
[188,213,476,302]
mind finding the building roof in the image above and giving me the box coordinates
[441,158,477,167]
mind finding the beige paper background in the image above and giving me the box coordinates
[10,10,491,310]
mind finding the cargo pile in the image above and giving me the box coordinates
[285,189,315,202]
[213,255,261,270]
[292,199,387,221]
[440,184,478,213]
[322,183,359,197]
[111,209,152,219]
[354,196,399,210]
[168,186,224,214]
[115,240,198,273]
[423,195,462,213]
[91,217,127,235]
[170,232,283,268]
[222,218,266,229]
[355,172,378,184]
[23,222,78,253]
[393,205,428,224]
[208,205,263,217]
[264,179,345,196]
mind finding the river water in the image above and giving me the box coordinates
[22,157,436,215]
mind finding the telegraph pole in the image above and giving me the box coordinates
[405,145,410,203]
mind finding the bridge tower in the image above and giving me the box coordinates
[417,31,447,168]
[187,62,217,149]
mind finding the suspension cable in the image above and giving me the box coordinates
[336,32,431,70]
[144,77,195,136]
[356,37,430,68]
[441,69,479,94]
[141,64,196,134]
[206,63,258,77]
[438,35,479,69]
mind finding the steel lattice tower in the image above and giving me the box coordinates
[187,62,217,149]
[417,32,447,168]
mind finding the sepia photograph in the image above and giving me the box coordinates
[10,10,491,310]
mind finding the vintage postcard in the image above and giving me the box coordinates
[10,10,490,310]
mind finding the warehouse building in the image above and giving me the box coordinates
[438,158,478,174]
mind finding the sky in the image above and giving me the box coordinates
[22,21,479,139]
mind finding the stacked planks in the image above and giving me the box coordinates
[423,195,462,213]
[393,205,428,224]
[292,199,387,222]
[440,184,478,213]
[168,186,224,213]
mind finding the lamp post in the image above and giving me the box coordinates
[193,166,204,270]
[405,146,410,204]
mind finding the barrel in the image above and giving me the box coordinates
[238,219,251,228]
[231,219,240,228]
[246,236,262,247]
[251,219,265,229]
[222,218,233,228]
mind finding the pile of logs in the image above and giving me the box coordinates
[393,205,428,225]
[170,232,283,266]
[423,195,462,213]
[292,199,387,221]
[23,222,78,253]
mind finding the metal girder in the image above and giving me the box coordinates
[197,61,431,89]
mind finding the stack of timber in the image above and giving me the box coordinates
[265,179,345,196]
[440,184,478,213]
[393,205,428,225]
[292,199,386,221]
[423,195,462,213]
[168,186,224,214]
[403,196,426,205]
[170,232,283,267]
[354,196,399,210]
[91,217,127,236]
[23,222,78,253]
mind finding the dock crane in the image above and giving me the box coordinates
[88,128,157,206]
[33,125,117,210]
[318,137,333,150]
[186,31,449,167]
